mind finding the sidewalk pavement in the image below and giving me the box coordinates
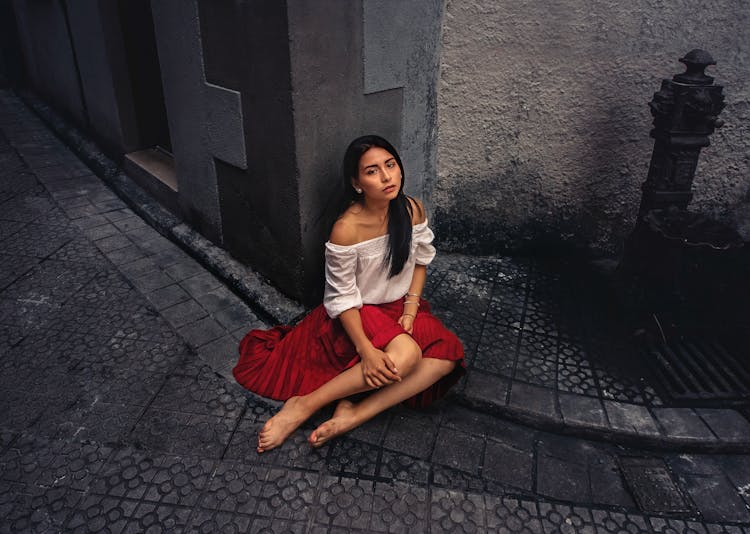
[1,90,750,532]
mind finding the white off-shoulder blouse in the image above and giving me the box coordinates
[323,220,436,318]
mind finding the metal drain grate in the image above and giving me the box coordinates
[644,338,750,403]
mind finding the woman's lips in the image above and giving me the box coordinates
[383,185,396,193]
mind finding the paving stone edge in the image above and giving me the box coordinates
[454,390,750,454]
[17,90,306,325]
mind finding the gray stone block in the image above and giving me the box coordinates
[559,392,608,429]
[118,257,159,280]
[536,453,590,502]
[164,259,205,282]
[604,400,660,437]
[509,381,557,420]
[130,270,175,292]
[653,408,716,441]
[482,439,533,491]
[161,299,208,328]
[383,413,437,460]
[125,225,163,245]
[178,315,227,348]
[104,244,146,265]
[464,371,509,407]
[72,214,109,230]
[194,285,238,313]
[212,302,260,332]
[103,208,135,222]
[696,409,750,442]
[146,284,191,311]
[93,234,132,253]
[589,461,635,508]
[431,427,483,475]
[678,473,750,523]
[180,272,223,298]
[666,454,722,476]
[111,216,148,233]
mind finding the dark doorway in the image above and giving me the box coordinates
[117,0,171,153]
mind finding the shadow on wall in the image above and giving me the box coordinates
[434,1,749,259]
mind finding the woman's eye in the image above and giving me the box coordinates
[387,162,396,168]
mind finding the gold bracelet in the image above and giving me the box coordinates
[405,292,421,298]
[404,300,420,307]
[402,312,416,319]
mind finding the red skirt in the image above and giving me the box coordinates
[233,298,465,408]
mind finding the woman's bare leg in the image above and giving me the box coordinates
[256,334,421,453]
[308,358,456,447]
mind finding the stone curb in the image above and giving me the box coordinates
[18,90,305,326]
[455,387,750,454]
[15,90,750,455]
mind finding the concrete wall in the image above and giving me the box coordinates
[12,0,148,155]
[214,0,445,305]
[436,0,750,256]
[12,0,87,126]
[211,0,303,300]
[151,0,249,244]
[288,0,444,303]
[9,0,445,305]
[65,0,139,154]
[362,0,445,210]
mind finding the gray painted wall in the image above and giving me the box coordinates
[363,0,444,210]
[9,0,445,304]
[288,0,444,303]
[12,0,87,126]
[151,0,239,244]
[436,0,750,255]
[212,0,304,302]
[65,0,139,154]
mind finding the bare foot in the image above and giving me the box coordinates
[308,399,357,448]
[257,396,311,453]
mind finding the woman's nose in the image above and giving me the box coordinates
[382,167,392,181]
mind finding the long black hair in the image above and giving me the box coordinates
[341,135,420,278]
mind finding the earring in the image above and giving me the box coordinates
[355,187,362,194]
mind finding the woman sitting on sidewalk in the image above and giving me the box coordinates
[233,135,465,453]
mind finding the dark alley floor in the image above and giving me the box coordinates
[1,90,750,532]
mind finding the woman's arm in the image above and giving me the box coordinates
[398,197,429,334]
[338,308,401,388]
[398,264,426,334]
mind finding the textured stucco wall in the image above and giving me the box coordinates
[436,0,750,256]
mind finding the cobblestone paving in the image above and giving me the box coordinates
[427,254,658,406]
[2,92,750,531]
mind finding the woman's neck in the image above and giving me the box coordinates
[361,198,390,222]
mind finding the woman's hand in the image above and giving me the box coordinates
[360,347,401,388]
[397,314,415,334]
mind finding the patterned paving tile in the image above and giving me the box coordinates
[313,476,374,531]
[430,488,486,533]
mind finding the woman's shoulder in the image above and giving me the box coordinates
[329,212,360,246]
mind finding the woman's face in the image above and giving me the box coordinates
[352,147,402,202]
